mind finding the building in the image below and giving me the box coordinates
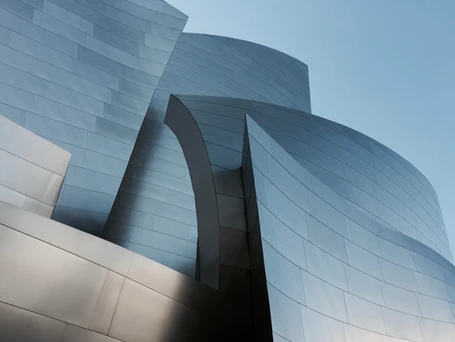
[0,0,454,341]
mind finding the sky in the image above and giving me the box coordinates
[167,0,455,256]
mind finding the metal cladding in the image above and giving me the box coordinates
[104,33,311,277]
[0,0,187,235]
[242,115,455,342]
[0,115,71,217]
[0,201,222,342]
[0,0,454,341]
[166,95,455,341]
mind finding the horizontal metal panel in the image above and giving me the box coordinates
[21,20,77,56]
[0,0,35,19]
[43,0,93,34]
[0,114,70,175]
[64,165,122,196]
[26,113,88,147]
[0,80,38,112]
[32,9,86,45]
[0,183,25,208]
[0,301,66,342]
[302,270,347,322]
[0,148,56,202]
[57,184,115,214]
[37,97,97,131]
[0,226,108,327]
[109,279,202,342]
[95,117,137,145]
[86,132,134,161]
[0,6,23,32]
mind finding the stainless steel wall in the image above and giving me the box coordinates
[242,115,455,342]
[247,102,450,260]
[0,201,221,342]
[0,3,453,338]
[170,95,451,262]
[104,33,311,277]
[0,0,187,234]
[0,115,70,217]
[164,94,454,341]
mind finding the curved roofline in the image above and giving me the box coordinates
[181,32,309,72]
[171,94,440,208]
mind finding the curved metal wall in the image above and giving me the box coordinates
[170,95,451,262]
[147,33,311,119]
[0,1,452,339]
[103,33,312,276]
[0,201,222,342]
[247,102,450,261]
[0,0,187,234]
[243,115,455,342]
[0,115,70,218]
[163,94,455,341]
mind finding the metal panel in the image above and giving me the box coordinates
[109,279,202,342]
[306,213,348,262]
[0,301,66,342]
[262,240,305,305]
[242,115,455,342]
[344,292,386,334]
[382,307,425,342]
[266,284,305,342]
[381,282,421,315]
[300,305,345,342]
[61,325,122,342]
[0,0,186,233]
[0,202,222,341]
[345,265,385,305]
[345,240,383,279]
[258,203,306,270]
[1,3,454,340]
[89,271,125,335]
[0,227,108,327]
[304,239,348,290]
[107,32,312,275]
[301,270,347,322]
[0,115,70,216]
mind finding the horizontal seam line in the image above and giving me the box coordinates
[252,152,454,286]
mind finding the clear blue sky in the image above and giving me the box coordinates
[167,0,455,257]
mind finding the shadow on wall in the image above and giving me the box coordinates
[53,209,108,236]
[100,113,199,277]
[0,201,249,342]
[164,96,221,289]
[164,96,272,341]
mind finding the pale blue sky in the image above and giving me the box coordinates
[167,0,455,256]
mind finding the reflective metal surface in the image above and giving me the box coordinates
[242,114,455,341]
[0,201,220,342]
[105,34,312,275]
[0,0,187,235]
[0,115,70,217]
[162,94,455,340]
[0,1,454,340]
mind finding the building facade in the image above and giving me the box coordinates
[0,0,454,341]
[103,32,312,278]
